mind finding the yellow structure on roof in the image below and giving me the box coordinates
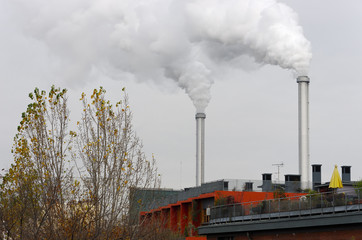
[329,165,343,189]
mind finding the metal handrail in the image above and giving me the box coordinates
[210,188,362,224]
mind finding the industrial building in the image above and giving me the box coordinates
[132,75,362,239]
[131,165,360,239]
[135,178,306,237]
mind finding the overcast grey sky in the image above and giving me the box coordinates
[1,0,362,189]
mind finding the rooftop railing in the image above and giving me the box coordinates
[209,188,362,224]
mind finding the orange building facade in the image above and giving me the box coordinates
[140,190,305,237]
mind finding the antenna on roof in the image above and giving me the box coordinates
[180,161,182,190]
[272,162,284,182]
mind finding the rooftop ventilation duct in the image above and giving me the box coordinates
[262,173,273,192]
[285,174,301,193]
[341,166,351,183]
[312,164,322,190]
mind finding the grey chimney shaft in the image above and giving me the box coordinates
[297,76,310,189]
[196,113,206,186]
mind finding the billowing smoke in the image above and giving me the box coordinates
[5,0,311,113]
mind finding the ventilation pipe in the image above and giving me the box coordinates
[285,174,301,193]
[312,164,322,190]
[262,173,273,192]
[297,76,310,189]
[341,166,351,183]
[196,113,206,186]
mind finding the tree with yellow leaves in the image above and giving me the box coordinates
[0,86,76,239]
[1,86,163,240]
[75,87,160,239]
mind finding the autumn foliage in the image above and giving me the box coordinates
[0,86,164,240]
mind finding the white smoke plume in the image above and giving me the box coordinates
[4,0,311,113]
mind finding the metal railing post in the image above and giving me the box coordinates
[288,198,291,218]
[299,197,301,217]
[333,191,335,214]
[242,203,244,222]
[233,204,235,221]
[358,188,361,212]
[251,203,254,221]
[259,203,262,220]
[321,192,324,215]
[278,198,281,219]
[359,189,361,212]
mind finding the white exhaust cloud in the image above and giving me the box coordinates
[6,0,311,113]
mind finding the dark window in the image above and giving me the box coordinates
[263,174,272,180]
[342,167,351,174]
[285,175,300,182]
[223,182,229,189]
[245,182,253,191]
[313,165,321,172]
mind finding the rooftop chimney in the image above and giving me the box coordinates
[312,164,322,190]
[297,76,310,189]
[341,166,351,183]
[285,174,301,193]
[196,113,206,186]
[262,173,273,192]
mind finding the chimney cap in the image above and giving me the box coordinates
[195,113,206,119]
[285,174,301,181]
[297,76,310,83]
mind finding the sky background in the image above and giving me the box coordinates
[1,0,362,189]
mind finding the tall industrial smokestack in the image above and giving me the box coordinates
[195,113,206,186]
[297,76,310,189]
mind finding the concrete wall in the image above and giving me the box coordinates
[201,211,362,240]
[206,226,362,240]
